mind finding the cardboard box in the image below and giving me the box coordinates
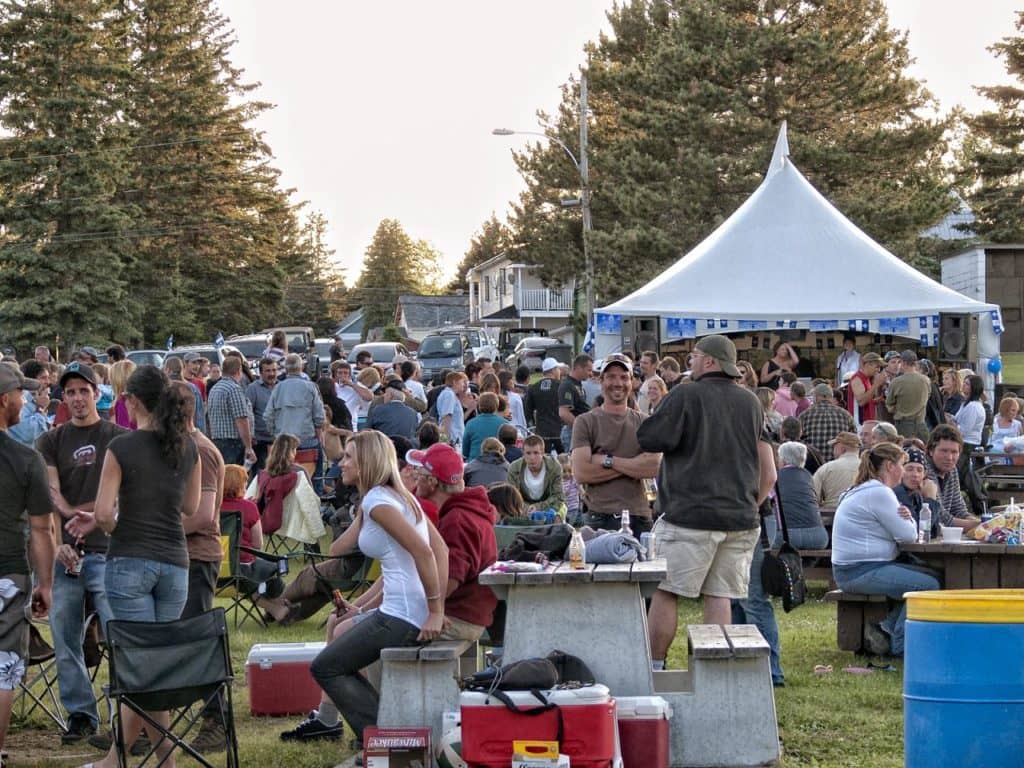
[512,756,570,768]
[363,727,430,768]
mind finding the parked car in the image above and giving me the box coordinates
[126,349,165,368]
[225,333,268,362]
[506,336,573,373]
[314,337,337,377]
[347,342,411,366]
[260,326,315,356]
[499,327,548,359]
[416,332,473,384]
[427,326,500,362]
[164,344,241,368]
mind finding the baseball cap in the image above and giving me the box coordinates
[601,353,632,374]
[829,432,861,450]
[59,361,98,389]
[405,443,464,485]
[873,422,899,442]
[183,352,201,362]
[541,357,563,373]
[883,351,902,363]
[905,447,927,466]
[77,346,99,362]
[812,382,833,398]
[0,364,41,396]
[694,334,741,378]
[861,352,883,365]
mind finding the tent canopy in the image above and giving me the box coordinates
[598,124,998,324]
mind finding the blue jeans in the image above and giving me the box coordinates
[51,554,113,727]
[213,437,245,466]
[774,525,830,551]
[104,557,188,623]
[731,517,783,684]
[833,560,941,655]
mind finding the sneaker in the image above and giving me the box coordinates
[863,622,892,656]
[280,711,344,742]
[87,731,152,756]
[61,714,97,744]
[189,719,227,754]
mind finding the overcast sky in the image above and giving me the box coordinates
[215,0,1020,284]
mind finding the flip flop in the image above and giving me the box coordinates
[842,666,873,675]
[813,664,833,675]
[867,661,898,672]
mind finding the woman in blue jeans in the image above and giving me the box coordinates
[69,366,200,768]
[831,442,940,657]
[297,430,446,754]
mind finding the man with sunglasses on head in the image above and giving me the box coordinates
[35,362,124,744]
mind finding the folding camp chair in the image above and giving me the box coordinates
[216,511,290,628]
[106,608,239,768]
[13,622,66,730]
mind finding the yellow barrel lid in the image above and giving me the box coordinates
[906,589,1024,623]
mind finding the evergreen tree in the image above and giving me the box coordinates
[350,219,436,339]
[509,0,953,307]
[280,210,347,333]
[126,0,291,344]
[447,214,513,292]
[959,11,1024,242]
[0,0,137,354]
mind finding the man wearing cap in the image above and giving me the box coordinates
[885,351,931,441]
[524,358,565,453]
[8,360,52,447]
[573,353,661,535]
[408,443,498,641]
[637,335,774,667]
[75,347,99,365]
[35,362,123,743]
[875,351,904,422]
[206,355,256,467]
[812,432,862,508]
[557,354,592,451]
[183,352,208,401]
[368,380,419,441]
[0,366,55,762]
[846,352,885,427]
[799,382,856,459]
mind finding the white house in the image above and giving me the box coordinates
[466,252,576,341]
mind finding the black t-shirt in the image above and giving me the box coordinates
[107,430,198,569]
[37,419,126,553]
[0,431,52,575]
[524,377,562,439]
[557,375,590,419]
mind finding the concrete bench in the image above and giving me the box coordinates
[824,589,891,653]
[654,624,779,768]
[375,639,476,746]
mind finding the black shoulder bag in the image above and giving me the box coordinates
[760,485,806,612]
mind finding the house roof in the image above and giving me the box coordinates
[942,242,1024,260]
[332,308,362,336]
[465,248,534,278]
[482,305,520,320]
[396,294,470,329]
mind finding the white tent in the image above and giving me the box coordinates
[593,123,1002,362]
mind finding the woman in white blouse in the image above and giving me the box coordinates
[951,374,986,450]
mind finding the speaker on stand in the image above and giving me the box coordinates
[938,313,978,365]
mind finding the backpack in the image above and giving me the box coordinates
[497,523,574,562]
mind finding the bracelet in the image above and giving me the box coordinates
[426,593,442,601]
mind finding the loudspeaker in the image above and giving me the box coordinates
[621,316,660,358]
[938,313,978,363]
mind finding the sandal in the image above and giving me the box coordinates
[842,666,873,675]
[813,664,833,675]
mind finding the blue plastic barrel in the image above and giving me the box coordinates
[904,589,1024,767]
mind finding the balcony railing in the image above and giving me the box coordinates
[519,287,574,312]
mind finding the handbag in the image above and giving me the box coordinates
[760,485,806,612]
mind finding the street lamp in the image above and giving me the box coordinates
[492,74,594,329]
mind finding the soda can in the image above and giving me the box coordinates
[640,532,656,559]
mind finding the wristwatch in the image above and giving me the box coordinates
[602,455,614,469]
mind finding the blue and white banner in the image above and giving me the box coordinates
[214,331,225,349]
[848,319,869,333]
[582,323,595,354]
[166,334,174,351]
[666,318,697,339]
[878,317,910,335]
[595,313,621,335]
[992,309,1004,335]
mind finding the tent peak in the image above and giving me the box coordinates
[766,122,789,179]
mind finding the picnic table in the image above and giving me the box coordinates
[901,541,1024,589]
[478,559,665,696]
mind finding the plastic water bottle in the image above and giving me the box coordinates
[918,504,931,544]
[568,529,586,570]
[620,509,633,537]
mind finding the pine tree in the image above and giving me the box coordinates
[0,0,137,354]
[447,214,513,292]
[509,0,953,307]
[959,11,1024,242]
[350,219,436,339]
[125,0,291,345]
[280,210,347,333]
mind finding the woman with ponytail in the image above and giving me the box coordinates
[830,442,940,658]
[68,365,200,768]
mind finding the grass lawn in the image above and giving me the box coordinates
[1000,352,1024,386]
[9,581,904,768]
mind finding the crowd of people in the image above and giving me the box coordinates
[0,331,999,765]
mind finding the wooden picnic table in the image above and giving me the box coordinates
[900,541,1024,589]
[479,559,666,696]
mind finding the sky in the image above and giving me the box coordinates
[216,0,1020,285]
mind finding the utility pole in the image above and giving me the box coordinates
[579,73,594,327]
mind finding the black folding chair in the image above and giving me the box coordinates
[105,608,239,768]
[13,623,66,730]
[216,510,290,628]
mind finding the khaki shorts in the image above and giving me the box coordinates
[440,615,485,642]
[654,520,760,599]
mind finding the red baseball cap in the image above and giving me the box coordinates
[406,443,464,485]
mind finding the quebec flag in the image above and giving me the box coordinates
[214,331,225,349]
[165,334,174,351]
[582,323,595,355]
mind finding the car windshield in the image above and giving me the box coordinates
[231,339,266,360]
[348,344,398,363]
[419,336,463,358]
[315,341,332,357]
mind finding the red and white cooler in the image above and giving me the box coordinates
[616,696,672,768]
[460,683,617,768]
[246,641,325,716]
